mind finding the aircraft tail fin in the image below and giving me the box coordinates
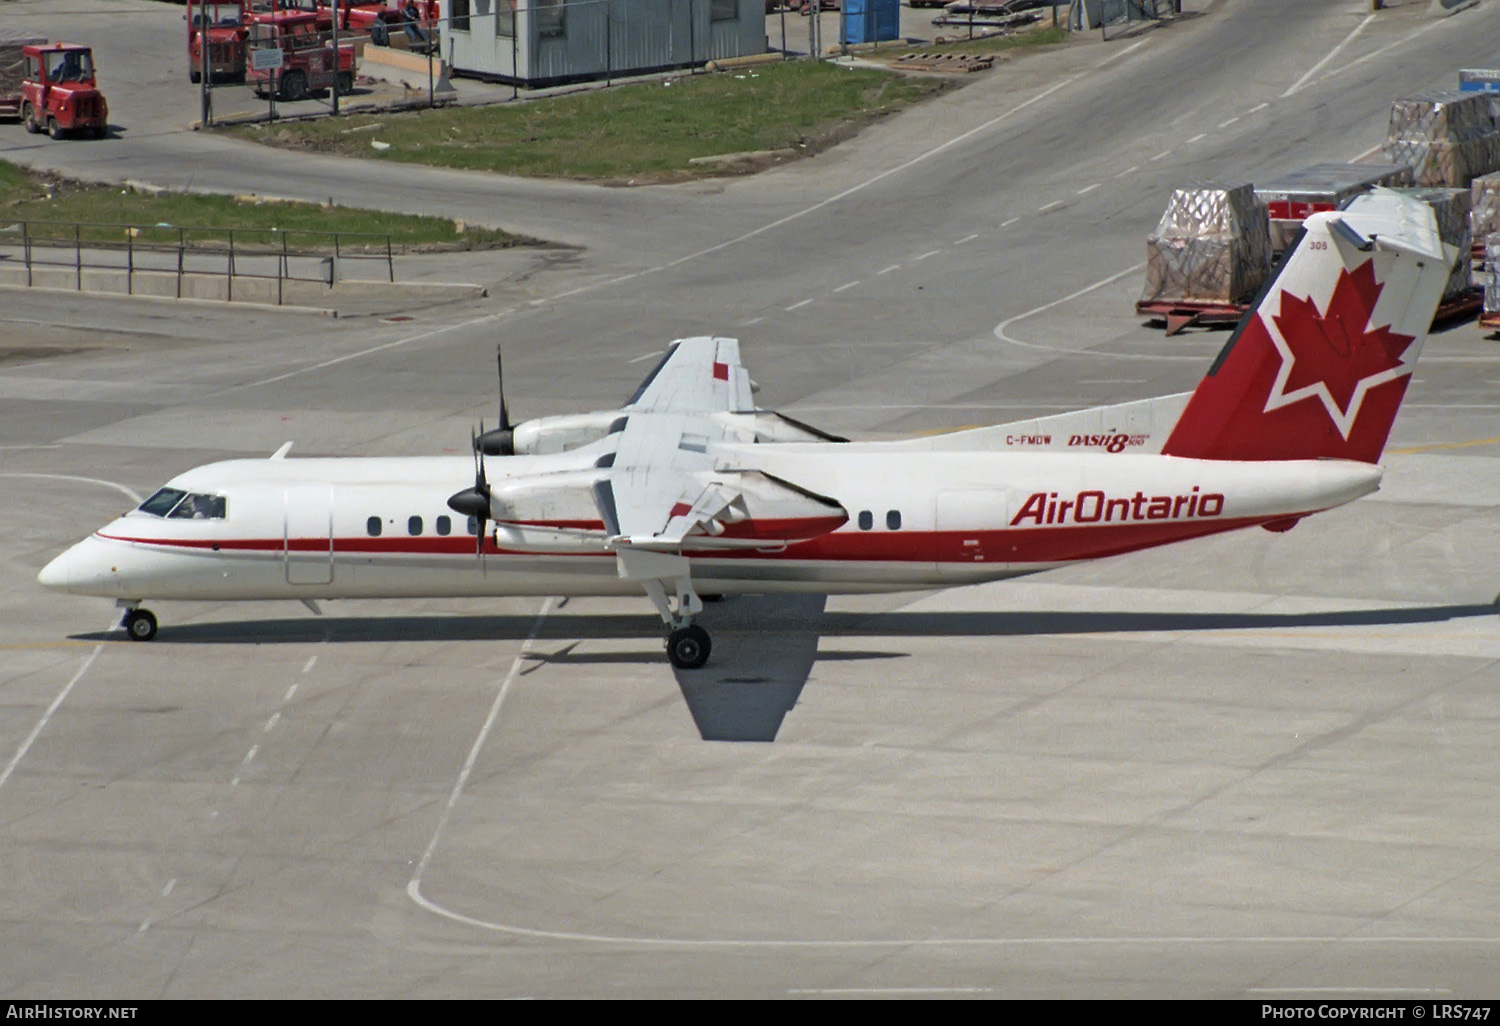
[1160,189,1454,464]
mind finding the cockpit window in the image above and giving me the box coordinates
[168,493,227,520]
[138,488,187,517]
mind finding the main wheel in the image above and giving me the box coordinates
[190,68,201,84]
[47,116,64,140]
[336,71,354,96]
[122,608,158,642]
[22,102,39,133]
[666,624,711,670]
[279,69,307,102]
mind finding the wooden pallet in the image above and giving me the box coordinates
[892,52,996,73]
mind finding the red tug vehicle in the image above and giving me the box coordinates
[247,11,356,101]
[3,42,110,140]
[186,0,251,83]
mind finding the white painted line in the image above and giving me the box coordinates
[832,280,861,293]
[162,879,176,897]
[1317,16,1446,88]
[410,599,555,889]
[1038,200,1064,213]
[878,264,901,275]
[137,920,150,935]
[627,350,665,364]
[1114,165,1138,178]
[1076,183,1100,195]
[739,316,765,326]
[0,473,143,504]
[1248,988,1452,995]
[300,655,317,674]
[955,233,979,244]
[785,298,814,311]
[263,712,281,733]
[1283,12,1375,97]
[912,250,941,262]
[1350,143,1383,162]
[1187,132,1206,144]
[994,263,1204,362]
[0,640,104,793]
[1000,217,1020,228]
[241,745,259,767]
[606,273,639,285]
[1149,150,1172,162]
[284,683,299,702]
[1217,116,1239,128]
[1097,36,1153,67]
[230,776,240,787]
[1248,102,1269,114]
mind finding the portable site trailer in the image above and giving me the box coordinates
[444,0,767,88]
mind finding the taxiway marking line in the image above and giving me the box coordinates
[1076,183,1100,195]
[0,473,143,504]
[1000,217,1020,228]
[1114,165,1138,178]
[1150,150,1173,161]
[627,350,665,364]
[1387,435,1500,454]
[1217,117,1239,128]
[955,233,979,244]
[786,298,814,311]
[1284,12,1375,97]
[1248,102,1269,114]
[877,264,901,275]
[1187,133,1207,144]
[0,640,104,793]
[832,281,861,293]
[410,598,555,885]
[1038,200,1064,213]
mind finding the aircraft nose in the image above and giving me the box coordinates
[37,546,74,592]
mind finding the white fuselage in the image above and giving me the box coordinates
[38,442,1382,606]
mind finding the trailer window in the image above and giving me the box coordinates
[535,0,564,37]
[496,0,514,36]
[168,493,227,520]
[138,488,188,517]
[451,0,471,31]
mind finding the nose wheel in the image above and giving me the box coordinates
[666,624,711,670]
[121,608,158,642]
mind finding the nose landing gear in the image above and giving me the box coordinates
[121,607,158,642]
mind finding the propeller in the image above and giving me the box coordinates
[474,344,516,456]
[447,423,494,563]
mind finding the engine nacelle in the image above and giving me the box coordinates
[510,412,624,455]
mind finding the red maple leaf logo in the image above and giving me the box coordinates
[1270,260,1414,422]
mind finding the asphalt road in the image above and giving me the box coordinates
[3,0,1500,1000]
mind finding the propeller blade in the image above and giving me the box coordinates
[497,344,511,431]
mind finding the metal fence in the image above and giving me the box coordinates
[0,219,395,305]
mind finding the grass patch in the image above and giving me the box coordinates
[227,59,952,181]
[0,160,525,251]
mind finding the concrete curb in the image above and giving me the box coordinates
[0,282,339,316]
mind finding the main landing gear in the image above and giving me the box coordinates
[120,606,157,642]
[639,572,711,670]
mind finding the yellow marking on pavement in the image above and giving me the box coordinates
[1388,436,1500,454]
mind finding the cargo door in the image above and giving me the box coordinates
[284,484,333,585]
[936,489,1007,578]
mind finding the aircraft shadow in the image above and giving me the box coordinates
[72,596,1499,742]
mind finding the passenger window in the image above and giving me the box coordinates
[138,488,187,517]
[886,510,902,530]
[467,515,479,536]
[408,515,423,536]
[367,516,382,537]
[857,510,873,531]
[436,515,451,536]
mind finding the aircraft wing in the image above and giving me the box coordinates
[594,411,846,553]
[624,336,755,414]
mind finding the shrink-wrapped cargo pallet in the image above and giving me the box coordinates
[1470,172,1500,248]
[0,29,47,104]
[1484,234,1500,316]
[1141,184,1271,306]
[1384,90,1500,187]
[1255,162,1413,253]
[1390,187,1472,301]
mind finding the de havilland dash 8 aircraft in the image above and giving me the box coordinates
[39,190,1455,669]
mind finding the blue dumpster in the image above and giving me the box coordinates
[842,0,900,44]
